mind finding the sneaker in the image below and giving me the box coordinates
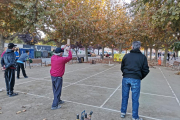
[58,100,65,105]
[121,113,126,118]
[51,105,61,110]
[132,118,143,120]
[17,77,19,79]
[24,76,28,78]
[9,93,18,97]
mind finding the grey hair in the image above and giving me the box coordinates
[132,41,141,49]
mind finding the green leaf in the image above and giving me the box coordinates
[170,16,175,20]
[152,15,156,20]
[161,17,165,22]
[172,12,176,15]
[175,16,179,20]
[178,3,180,7]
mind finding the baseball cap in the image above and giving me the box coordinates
[55,47,64,53]
[8,43,17,49]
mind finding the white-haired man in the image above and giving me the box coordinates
[120,41,149,120]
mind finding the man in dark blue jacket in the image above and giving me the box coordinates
[120,41,149,120]
[1,43,18,97]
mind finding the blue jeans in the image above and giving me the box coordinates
[121,78,141,119]
[51,76,63,107]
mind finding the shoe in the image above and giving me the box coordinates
[132,118,143,120]
[7,92,9,95]
[58,100,65,105]
[9,93,18,97]
[121,113,126,118]
[24,76,28,78]
[51,105,61,110]
[17,77,19,79]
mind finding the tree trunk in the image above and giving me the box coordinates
[98,48,99,55]
[75,50,79,58]
[119,43,123,54]
[56,39,63,47]
[150,47,152,61]
[57,43,61,47]
[155,48,158,62]
[102,46,104,59]
[145,48,148,58]
[0,34,5,58]
[112,47,114,58]
[85,46,88,62]
[163,46,168,66]
[175,50,178,58]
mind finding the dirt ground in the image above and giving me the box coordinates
[0,63,180,120]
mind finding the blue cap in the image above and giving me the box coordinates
[55,47,64,53]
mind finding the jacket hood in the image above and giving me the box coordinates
[130,48,141,53]
[6,49,14,53]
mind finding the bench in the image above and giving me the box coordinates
[26,59,46,69]
[169,61,180,70]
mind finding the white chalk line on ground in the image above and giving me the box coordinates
[14,90,162,120]
[100,84,122,108]
[43,64,101,79]
[159,68,180,107]
[140,92,175,99]
[117,88,176,99]
[44,65,118,96]
[15,77,177,99]
[62,65,118,89]
[16,79,38,86]
[15,64,101,86]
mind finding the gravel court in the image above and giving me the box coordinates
[0,64,180,120]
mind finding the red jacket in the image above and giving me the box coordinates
[50,50,72,77]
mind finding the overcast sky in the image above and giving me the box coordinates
[124,0,131,4]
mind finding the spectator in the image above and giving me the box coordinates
[1,43,18,97]
[14,49,19,61]
[16,50,29,79]
[1,50,6,58]
[50,45,72,110]
[0,50,6,92]
[120,41,149,120]
[167,51,170,61]
[171,52,176,60]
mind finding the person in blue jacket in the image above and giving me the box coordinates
[14,49,19,61]
[16,50,30,79]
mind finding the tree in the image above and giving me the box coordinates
[170,42,180,57]
[0,0,57,57]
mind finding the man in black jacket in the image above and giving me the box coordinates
[1,43,18,97]
[120,41,149,120]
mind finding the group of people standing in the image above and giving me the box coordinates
[1,41,150,120]
[167,51,176,61]
[1,43,30,97]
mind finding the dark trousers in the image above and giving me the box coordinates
[5,69,15,94]
[17,63,27,78]
[51,76,63,107]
